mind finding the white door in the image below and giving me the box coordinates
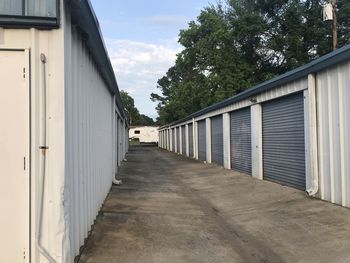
[0,50,30,262]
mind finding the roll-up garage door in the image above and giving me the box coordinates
[198,120,206,161]
[181,126,186,155]
[231,107,252,174]
[211,115,224,165]
[262,92,305,190]
[188,123,193,157]
[172,128,175,152]
[176,127,180,153]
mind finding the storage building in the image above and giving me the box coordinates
[159,44,350,209]
[0,0,128,262]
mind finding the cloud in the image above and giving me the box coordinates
[105,39,182,118]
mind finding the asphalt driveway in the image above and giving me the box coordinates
[78,146,350,263]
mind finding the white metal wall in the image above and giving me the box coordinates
[65,24,127,261]
[316,61,350,207]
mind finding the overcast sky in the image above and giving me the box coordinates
[90,0,211,119]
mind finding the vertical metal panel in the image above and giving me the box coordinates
[172,128,175,152]
[0,0,57,17]
[198,120,206,161]
[231,107,252,174]
[66,28,123,258]
[0,0,22,15]
[317,61,350,207]
[211,115,224,165]
[176,127,180,153]
[188,123,193,157]
[181,126,186,155]
[251,104,263,179]
[26,0,57,17]
[222,113,231,169]
[262,92,305,190]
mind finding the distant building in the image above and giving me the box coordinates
[130,126,159,144]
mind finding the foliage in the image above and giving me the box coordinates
[120,90,155,126]
[151,0,350,125]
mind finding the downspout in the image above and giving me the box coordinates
[306,73,319,196]
[36,53,56,263]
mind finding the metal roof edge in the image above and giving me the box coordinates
[69,0,126,118]
[167,44,350,126]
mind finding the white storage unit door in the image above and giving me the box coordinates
[198,120,207,161]
[176,127,180,153]
[262,92,305,190]
[172,128,175,152]
[181,126,186,154]
[231,107,252,174]
[188,123,193,157]
[211,115,224,165]
[0,50,29,262]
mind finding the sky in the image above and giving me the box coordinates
[90,0,211,119]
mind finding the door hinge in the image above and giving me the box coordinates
[23,67,26,79]
[24,157,26,170]
[23,248,26,260]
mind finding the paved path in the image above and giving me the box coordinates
[79,146,350,263]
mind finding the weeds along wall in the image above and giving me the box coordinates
[159,45,350,209]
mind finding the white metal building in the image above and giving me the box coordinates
[159,44,350,209]
[129,126,159,144]
[0,1,128,262]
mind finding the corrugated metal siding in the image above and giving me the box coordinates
[231,107,251,174]
[211,115,223,165]
[262,92,305,190]
[198,120,206,161]
[176,127,180,153]
[172,128,175,152]
[188,123,193,157]
[65,28,126,260]
[181,126,186,154]
[317,61,350,206]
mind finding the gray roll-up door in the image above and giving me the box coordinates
[188,123,193,157]
[262,92,305,190]
[198,120,206,161]
[231,107,252,174]
[211,115,224,165]
[176,127,180,153]
[181,126,186,155]
[172,128,175,152]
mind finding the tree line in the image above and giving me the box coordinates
[120,90,155,126]
[151,0,350,125]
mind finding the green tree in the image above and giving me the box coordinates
[120,90,155,126]
[152,0,350,125]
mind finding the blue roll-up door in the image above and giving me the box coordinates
[262,92,305,190]
[181,126,186,155]
[231,107,252,174]
[188,123,193,157]
[198,120,206,161]
[211,115,224,165]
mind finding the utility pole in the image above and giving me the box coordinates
[331,0,338,50]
